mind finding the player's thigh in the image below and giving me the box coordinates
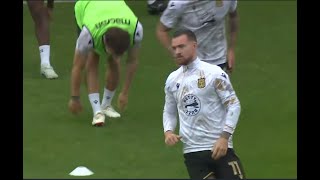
[85,51,100,69]
[27,0,46,17]
[184,151,215,179]
[214,148,246,179]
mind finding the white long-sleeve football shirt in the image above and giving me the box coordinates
[163,57,241,154]
[160,0,237,65]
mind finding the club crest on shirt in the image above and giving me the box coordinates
[182,94,201,116]
[198,77,206,88]
[216,0,223,7]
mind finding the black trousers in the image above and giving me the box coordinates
[184,149,246,179]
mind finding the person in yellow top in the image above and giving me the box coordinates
[68,0,144,127]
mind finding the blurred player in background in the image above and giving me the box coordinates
[163,29,245,179]
[68,0,143,127]
[156,0,239,73]
[26,0,58,79]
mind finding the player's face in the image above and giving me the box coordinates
[105,46,122,60]
[106,45,115,55]
[171,35,197,65]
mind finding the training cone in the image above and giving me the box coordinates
[69,166,94,176]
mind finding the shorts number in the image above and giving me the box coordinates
[228,161,244,179]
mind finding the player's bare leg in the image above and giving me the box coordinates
[86,51,105,126]
[101,56,121,118]
[27,0,58,79]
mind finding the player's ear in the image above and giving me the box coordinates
[193,41,197,49]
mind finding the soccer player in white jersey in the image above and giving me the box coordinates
[163,29,245,179]
[157,0,238,73]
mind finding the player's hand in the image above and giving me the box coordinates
[117,91,128,112]
[211,137,228,160]
[227,49,235,74]
[164,131,182,146]
[68,98,83,115]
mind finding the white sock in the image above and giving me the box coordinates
[88,93,101,115]
[148,0,156,5]
[101,88,115,109]
[39,45,50,66]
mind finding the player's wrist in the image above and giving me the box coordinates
[220,131,231,140]
[223,125,235,134]
[164,130,174,136]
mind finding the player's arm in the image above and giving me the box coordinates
[163,90,178,134]
[121,22,143,97]
[156,0,184,56]
[71,27,93,98]
[214,72,241,139]
[70,52,86,98]
[163,76,181,146]
[211,71,240,159]
[228,8,238,53]
[117,22,143,110]
[226,1,239,72]
[156,22,173,55]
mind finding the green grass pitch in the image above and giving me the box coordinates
[23,1,297,178]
